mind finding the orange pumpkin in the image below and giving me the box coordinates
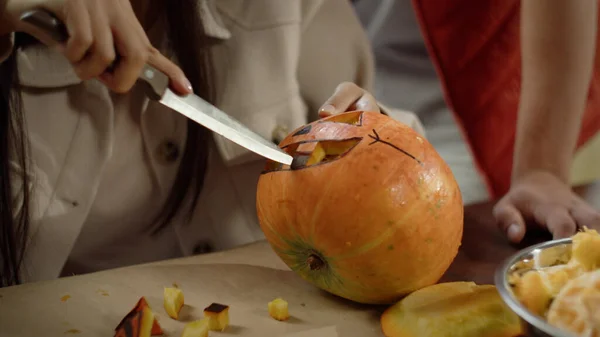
[256,111,464,304]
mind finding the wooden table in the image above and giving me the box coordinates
[1,183,598,337]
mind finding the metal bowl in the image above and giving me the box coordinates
[494,238,579,337]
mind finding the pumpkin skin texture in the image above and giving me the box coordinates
[380,282,523,337]
[256,111,464,305]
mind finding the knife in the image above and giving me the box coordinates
[19,9,293,165]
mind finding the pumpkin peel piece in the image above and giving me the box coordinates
[114,297,160,337]
[164,287,185,320]
[380,282,522,337]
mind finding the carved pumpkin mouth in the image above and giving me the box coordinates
[318,110,364,126]
[263,137,363,173]
[290,111,364,137]
[263,110,422,174]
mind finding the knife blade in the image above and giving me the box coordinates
[19,9,293,165]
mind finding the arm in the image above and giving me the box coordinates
[494,0,600,243]
[513,0,597,183]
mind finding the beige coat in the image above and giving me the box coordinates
[0,0,424,283]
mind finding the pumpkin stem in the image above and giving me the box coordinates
[307,254,325,271]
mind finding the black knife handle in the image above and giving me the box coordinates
[19,8,169,100]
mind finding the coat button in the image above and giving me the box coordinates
[193,242,213,254]
[156,140,180,164]
[271,125,290,144]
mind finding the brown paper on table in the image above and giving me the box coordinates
[284,326,339,337]
[0,264,383,337]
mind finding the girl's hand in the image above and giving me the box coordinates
[493,171,600,243]
[319,82,380,118]
[6,0,192,95]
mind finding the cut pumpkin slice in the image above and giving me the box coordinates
[380,282,522,337]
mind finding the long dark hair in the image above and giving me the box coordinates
[0,1,215,287]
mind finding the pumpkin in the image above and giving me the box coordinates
[380,282,523,337]
[256,111,464,304]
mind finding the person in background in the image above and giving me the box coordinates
[0,0,423,287]
[344,0,600,243]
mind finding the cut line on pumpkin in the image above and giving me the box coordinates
[368,129,422,165]
[318,111,364,126]
[261,138,363,174]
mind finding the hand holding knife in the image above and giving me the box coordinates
[19,8,293,165]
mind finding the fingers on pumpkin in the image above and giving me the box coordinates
[353,92,379,113]
[319,82,374,117]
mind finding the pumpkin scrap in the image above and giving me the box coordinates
[114,297,162,337]
[203,303,229,331]
[512,262,584,317]
[380,282,522,337]
[268,298,290,321]
[64,329,81,334]
[511,227,599,318]
[510,227,600,336]
[163,287,185,320]
[257,111,463,304]
[181,318,210,337]
[571,227,600,271]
